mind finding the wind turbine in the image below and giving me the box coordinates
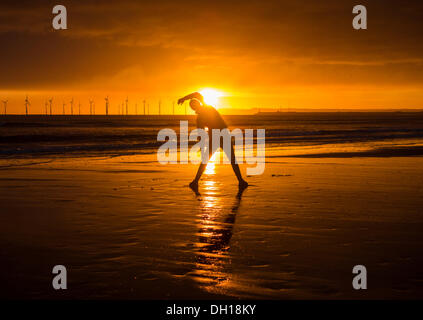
[105,96,109,115]
[45,101,48,115]
[135,103,138,115]
[70,98,74,115]
[125,96,129,115]
[78,102,81,115]
[89,100,94,115]
[143,99,146,115]
[24,95,30,115]
[2,100,7,115]
[48,98,53,115]
[158,100,161,115]
[62,102,66,115]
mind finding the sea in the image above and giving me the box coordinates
[1,112,423,159]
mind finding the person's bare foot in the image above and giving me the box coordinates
[238,179,248,189]
[189,180,200,195]
[189,180,198,189]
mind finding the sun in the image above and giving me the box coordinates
[199,88,223,107]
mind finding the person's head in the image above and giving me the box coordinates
[189,98,202,113]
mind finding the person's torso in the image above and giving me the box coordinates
[197,106,227,129]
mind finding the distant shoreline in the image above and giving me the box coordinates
[1,109,423,117]
[254,109,423,115]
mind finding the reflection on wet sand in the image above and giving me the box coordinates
[189,178,247,296]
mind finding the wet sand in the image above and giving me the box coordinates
[1,152,423,299]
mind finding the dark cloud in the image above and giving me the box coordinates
[0,0,422,90]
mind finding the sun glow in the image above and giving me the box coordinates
[205,151,220,175]
[200,89,223,107]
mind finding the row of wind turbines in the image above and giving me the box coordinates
[1,96,184,116]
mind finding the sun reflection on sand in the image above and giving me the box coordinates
[204,151,220,175]
[189,178,246,297]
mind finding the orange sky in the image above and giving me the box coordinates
[0,0,423,114]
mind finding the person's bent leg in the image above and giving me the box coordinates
[192,163,207,184]
[226,140,248,187]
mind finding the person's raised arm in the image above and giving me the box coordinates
[177,92,204,105]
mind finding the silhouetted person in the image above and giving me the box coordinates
[177,92,248,191]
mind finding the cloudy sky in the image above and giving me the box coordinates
[0,0,422,113]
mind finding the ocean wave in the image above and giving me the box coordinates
[1,113,423,158]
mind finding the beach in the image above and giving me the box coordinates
[1,114,423,299]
